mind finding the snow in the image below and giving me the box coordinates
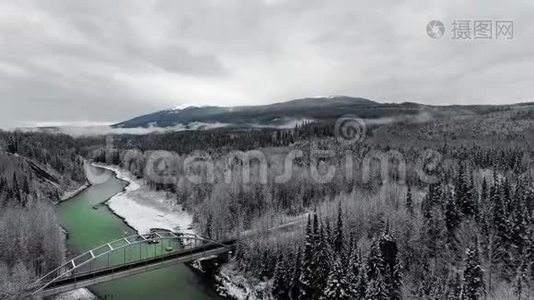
[53,288,96,300]
[216,263,267,300]
[93,163,195,235]
[91,163,267,300]
[60,183,90,201]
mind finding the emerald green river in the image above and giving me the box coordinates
[57,167,222,299]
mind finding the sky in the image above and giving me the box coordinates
[0,0,533,128]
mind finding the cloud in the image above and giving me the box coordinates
[0,0,533,128]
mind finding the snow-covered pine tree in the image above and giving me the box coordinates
[462,240,485,300]
[445,271,461,300]
[272,252,289,299]
[334,202,344,254]
[379,231,402,299]
[356,255,367,299]
[259,248,275,279]
[456,162,476,218]
[525,227,534,282]
[299,214,316,299]
[480,178,488,204]
[513,257,529,300]
[390,256,403,300]
[289,247,302,300]
[312,224,331,299]
[320,257,355,300]
[365,270,388,300]
[12,172,21,202]
[324,217,333,246]
[421,183,441,218]
[405,185,413,216]
[508,194,530,267]
[445,187,461,233]
[367,239,386,283]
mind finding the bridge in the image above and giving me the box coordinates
[31,231,236,297]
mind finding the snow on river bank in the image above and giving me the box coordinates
[93,163,195,235]
[91,163,262,300]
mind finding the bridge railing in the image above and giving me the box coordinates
[32,232,231,295]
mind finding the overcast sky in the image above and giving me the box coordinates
[0,0,533,128]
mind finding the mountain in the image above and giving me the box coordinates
[113,96,526,129]
[115,96,412,128]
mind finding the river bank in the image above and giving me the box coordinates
[93,164,264,300]
[93,163,195,235]
[55,180,97,300]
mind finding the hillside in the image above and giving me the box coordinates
[114,96,530,129]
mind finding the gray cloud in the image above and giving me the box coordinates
[0,0,533,128]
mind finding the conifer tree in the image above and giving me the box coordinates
[421,183,441,218]
[480,178,488,204]
[312,224,331,299]
[289,247,302,300]
[405,185,413,216]
[299,214,316,299]
[12,172,20,202]
[320,257,355,300]
[365,271,388,300]
[356,253,367,299]
[334,202,344,254]
[446,271,462,300]
[272,252,289,299]
[445,188,461,233]
[389,256,403,300]
[367,239,386,282]
[379,230,402,300]
[462,240,485,300]
[456,162,476,217]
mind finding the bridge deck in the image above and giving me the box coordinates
[38,239,236,297]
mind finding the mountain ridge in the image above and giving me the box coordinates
[113,96,528,129]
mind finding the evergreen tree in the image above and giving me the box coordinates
[289,247,302,300]
[12,172,20,202]
[334,202,344,254]
[312,224,330,299]
[320,257,355,300]
[525,227,534,282]
[514,257,529,300]
[390,256,403,300]
[480,178,488,204]
[272,252,289,299]
[365,271,388,300]
[445,271,462,300]
[456,162,476,217]
[462,240,485,300]
[379,231,402,300]
[421,183,441,218]
[367,239,386,282]
[405,185,413,216]
[356,253,367,299]
[299,214,316,299]
[204,213,213,239]
[445,188,461,233]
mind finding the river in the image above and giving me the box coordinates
[57,167,222,299]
